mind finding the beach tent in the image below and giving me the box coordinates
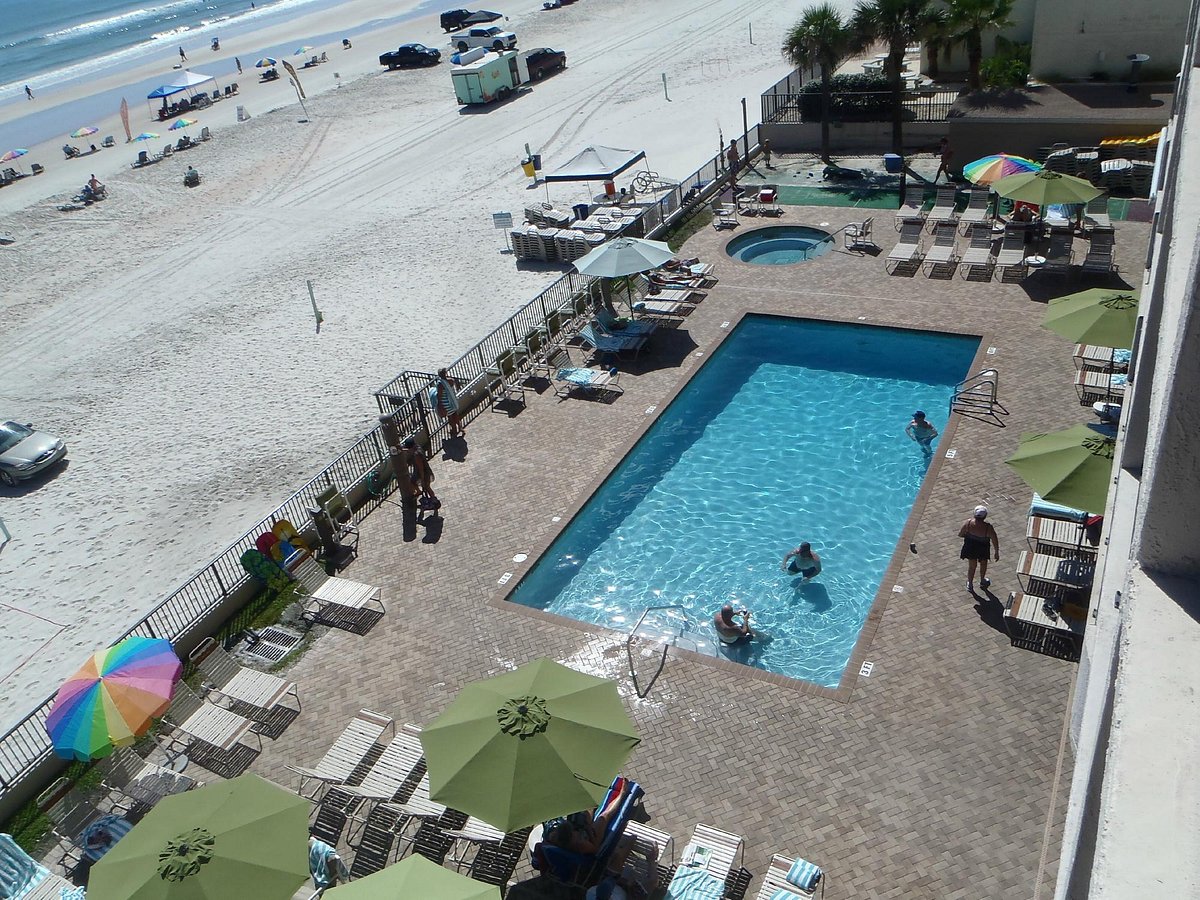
[147,84,188,99]
[168,70,216,90]
[543,145,648,182]
[147,70,220,118]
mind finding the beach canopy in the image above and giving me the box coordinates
[169,70,216,89]
[544,144,647,183]
[147,84,187,99]
[574,237,674,279]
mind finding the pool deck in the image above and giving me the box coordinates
[228,205,1148,898]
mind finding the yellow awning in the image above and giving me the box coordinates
[1100,131,1162,147]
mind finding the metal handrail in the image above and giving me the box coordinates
[625,605,691,699]
[951,368,999,407]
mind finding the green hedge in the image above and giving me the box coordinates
[798,73,891,120]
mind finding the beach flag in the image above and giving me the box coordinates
[119,98,131,142]
[281,58,306,98]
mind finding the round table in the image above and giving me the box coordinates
[1024,255,1047,267]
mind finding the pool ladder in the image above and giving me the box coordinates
[625,605,690,699]
[951,367,1010,427]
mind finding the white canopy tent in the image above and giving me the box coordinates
[146,70,221,119]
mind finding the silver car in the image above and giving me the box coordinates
[0,421,68,485]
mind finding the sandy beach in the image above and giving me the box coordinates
[0,0,805,732]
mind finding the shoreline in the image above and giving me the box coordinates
[0,0,800,732]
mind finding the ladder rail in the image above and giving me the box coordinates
[950,367,1009,426]
[625,605,689,699]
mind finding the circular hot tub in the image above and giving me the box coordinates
[725,225,835,265]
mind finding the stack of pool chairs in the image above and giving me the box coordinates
[531,777,644,887]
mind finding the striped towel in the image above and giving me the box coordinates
[786,856,822,891]
[60,888,87,900]
[1113,349,1132,365]
[556,367,599,387]
[666,867,725,900]
[0,832,50,898]
[81,815,134,862]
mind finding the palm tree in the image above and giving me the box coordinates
[850,0,934,153]
[946,0,1015,90]
[783,4,853,162]
[920,5,953,81]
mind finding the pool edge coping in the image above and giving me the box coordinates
[488,309,992,704]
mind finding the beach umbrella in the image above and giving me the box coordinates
[44,636,181,761]
[421,658,640,833]
[293,46,314,56]
[324,855,500,900]
[574,237,676,310]
[71,126,100,139]
[169,118,199,131]
[992,170,1102,207]
[133,132,160,142]
[1042,289,1139,349]
[255,57,278,68]
[88,773,309,900]
[962,153,1041,186]
[1,149,28,162]
[1005,424,1116,515]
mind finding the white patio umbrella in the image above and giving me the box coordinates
[573,236,675,312]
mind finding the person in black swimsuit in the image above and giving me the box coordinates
[959,506,1000,591]
[782,542,822,580]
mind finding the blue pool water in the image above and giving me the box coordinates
[509,316,980,685]
[726,225,835,265]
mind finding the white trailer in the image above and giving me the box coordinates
[450,49,529,105]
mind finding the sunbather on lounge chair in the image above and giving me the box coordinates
[545,781,634,856]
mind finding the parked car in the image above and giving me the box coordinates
[450,25,517,53]
[440,9,503,32]
[523,47,566,80]
[379,43,442,69]
[0,421,67,485]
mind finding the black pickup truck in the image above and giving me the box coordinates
[379,43,442,69]
[440,8,503,32]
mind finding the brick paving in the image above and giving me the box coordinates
[240,206,1147,899]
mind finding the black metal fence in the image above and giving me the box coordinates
[763,88,961,125]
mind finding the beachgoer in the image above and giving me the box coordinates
[88,174,103,193]
[179,46,187,62]
[398,438,439,507]
[24,85,33,100]
[1011,204,1034,223]
[934,136,953,182]
[713,603,753,644]
[959,505,1000,591]
[212,37,220,52]
[235,56,243,74]
[343,38,353,49]
[726,138,740,193]
[308,836,345,889]
[434,368,464,437]
[762,136,773,169]
[782,542,821,579]
[543,781,638,857]
[905,410,938,454]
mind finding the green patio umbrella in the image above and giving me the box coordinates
[324,854,500,900]
[421,658,640,833]
[1005,424,1116,515]
[88,773,309,900]
[1042,289,1139,349]
[992,170,1103,206]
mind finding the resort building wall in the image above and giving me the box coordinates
[1030,0,1188,81]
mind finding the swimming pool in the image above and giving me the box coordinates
[508,316,980,686]
[725,225,835,265]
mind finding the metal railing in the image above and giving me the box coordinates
[951,368,1010,427]
[762,89,961,125]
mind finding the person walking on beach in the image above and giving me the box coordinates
[959,505,1000,591]
[24,85,33,100]
[434,368,465,438]
[235,56,243,74]
[179,46,188,63]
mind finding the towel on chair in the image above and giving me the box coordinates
[786,856,822,891]
[557,367,600,386]
[1112,348,1132,365]
[666,867,725,900]
[308,837,345,888]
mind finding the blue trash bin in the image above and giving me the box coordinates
[883,153,903,174]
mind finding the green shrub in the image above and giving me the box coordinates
[798,73,891,121]
[983,38,1030,88]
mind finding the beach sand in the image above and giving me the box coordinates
[0,0,804,731]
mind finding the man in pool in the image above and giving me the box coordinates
[782,542,821,580]
[713,603,754,644]
[905,410,939,454]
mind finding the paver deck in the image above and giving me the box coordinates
[243,203,1149,899]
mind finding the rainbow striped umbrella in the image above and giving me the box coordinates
[71,126,99,138]
[45,636,181,761]
[1,148,28,162]
[962,153,1042,186]
[169,117,198,131]
[293,46,314,56]
[133,132,160,142]
[255,57,278,68]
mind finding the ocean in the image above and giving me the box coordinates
[0,0,428,104]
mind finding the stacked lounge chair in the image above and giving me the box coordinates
[524,203,572,227]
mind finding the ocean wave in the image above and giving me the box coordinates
[45,1,198,42]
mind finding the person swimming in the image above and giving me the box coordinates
[905,410,939,454]
[713,603,754,644]
[782,542,821,580]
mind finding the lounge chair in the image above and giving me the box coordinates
[623,820,675,894]
[994,225,1028,276]
[711,200,738,229]
[1027,516,1100,554]
[1073,344,1131,371]
[200,126,212,141]
[534,779,645,885]
[101,135,115,147]
[1084,194,1111,231]
[485,346,528,408]
[131,150,153,168]
[665,824,745,899]
[160,681,264,763]
[549,348,623,399]
[189,636,301,720]
[1075,368,1127,403]
[578,321,646,357]
[843,216,876,251]
[346,804,403,878]
[926,184,959,228]
[36,776,106,869]
[337,724,425,807]
[754,853,825,899]
[1080,240,1117,275]
[959,224,995,274]
[633,274,706,304]
[922,222,959,274]
[98,745,199,816]
[1016,550,1095,593]
[885,220,924,273]
[596,306,656,338]
[633,297,694,319]
[0,832,79,900]
[1041,230,1074,277]
[957,189,992,232]
[286,709,394,799]
[162,143,174,157]
[29,163,44,176]
[313,484,360,553]
[299,575,384,631]
[894,182,926,229]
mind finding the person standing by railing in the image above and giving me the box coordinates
[434,368,465,438]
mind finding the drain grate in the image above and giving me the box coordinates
[241,627,303,664]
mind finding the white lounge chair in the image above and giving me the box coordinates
[957,189,992,231]
[190,636,300,720]
[1083,193,1111,231]
[754,853,825,899]
[894,182,926,229]
[959,224,995,275]
[337,724,425,819]
[285,709,395,799]
[923,222,959,274]
[1016,550,1096,592]
[98,745,200,814]
[1075,368,1127,402]
[843,216,876,251]
[161,681,263,762]
[712,201,738,229]
[36,776,106,869]
[444,817,507,873]
[1027,516,1100,553]
[0,833,79,900]
[666,824,744,898]
[549,348,623,399]
[885,220,924,273]
[994,225,1029,276]
[926,184,959,228]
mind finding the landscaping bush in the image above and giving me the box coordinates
[982,37,1030,88]
[798,73,891,121]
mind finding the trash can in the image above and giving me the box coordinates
[521,159,536,178]
[603,179,616,198]
[883,153,903,174]
[531,153,542,171]
[572,202,590,221]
